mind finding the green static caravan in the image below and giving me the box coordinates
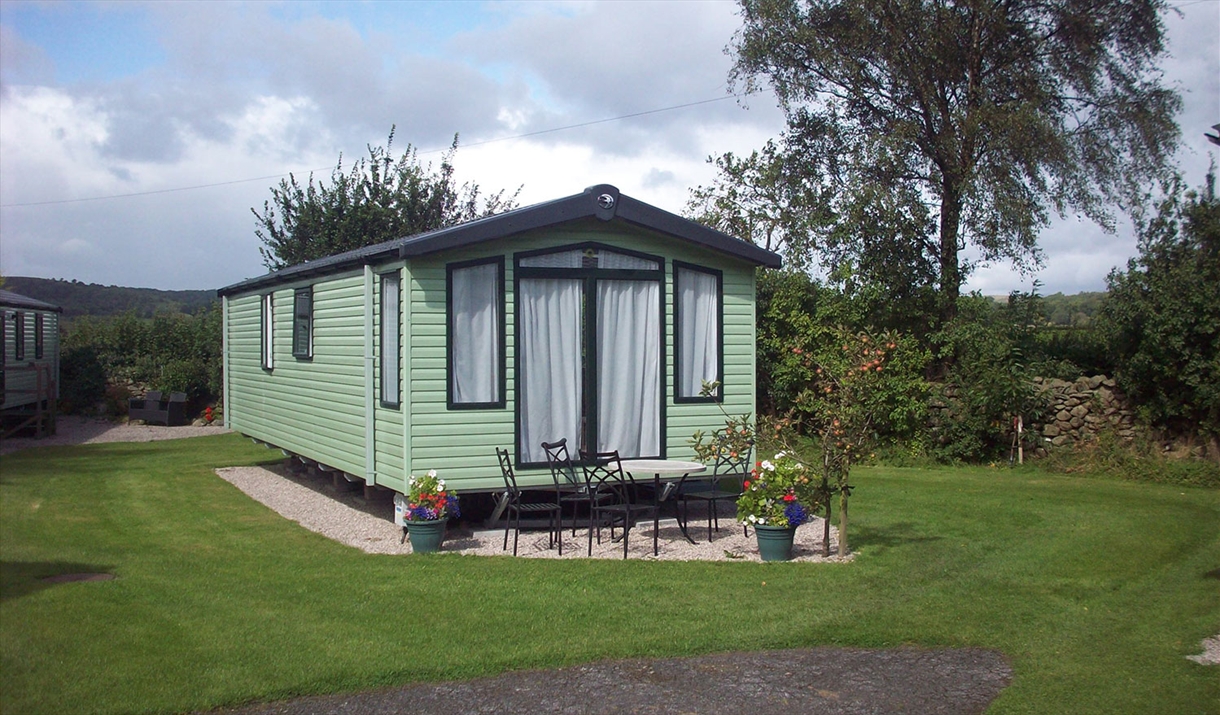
[217,185,782,495]
[1,290,61,437]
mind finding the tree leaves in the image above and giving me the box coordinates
[253,129,521,269]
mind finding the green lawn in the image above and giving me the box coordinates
[1,434,1217,714]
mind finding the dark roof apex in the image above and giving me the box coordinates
[219,184,781,296]
[0,289,62,312]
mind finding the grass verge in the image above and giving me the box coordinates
[1,434,1217,714]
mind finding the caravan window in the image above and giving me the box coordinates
[14,312,24,361]
[380,272,401,408]
[260,294,274,370]
[674,263,722,402]
[292,288,312,359]
[447,257,505,409]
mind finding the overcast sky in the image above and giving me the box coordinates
[1,1,1216,295]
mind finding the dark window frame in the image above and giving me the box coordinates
[14,312,24,361]
[446,256,507,410]
[1,312,7,395]
[260,293,274,371]
[35,313,45,360]
[513,242,668,469]
[673,261,724,404]
[292,287,313,360]
[379,270,402,409]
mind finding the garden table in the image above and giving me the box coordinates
[620,459,706,547]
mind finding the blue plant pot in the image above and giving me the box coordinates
[753,524,797,562]
[405,519,447,554]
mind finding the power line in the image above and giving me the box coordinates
[0,91,755,209]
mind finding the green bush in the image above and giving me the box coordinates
[60,306,221,413]
[930,294,1049,461]
[58,346,108,414]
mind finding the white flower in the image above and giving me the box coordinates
[747,514,758,523]
[775,451,787,458]
[761,460,775,472]
[427,469,438,478]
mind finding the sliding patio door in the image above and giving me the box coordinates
[515,244,664,466]
[596,280,660,457]
[518,277,583,464]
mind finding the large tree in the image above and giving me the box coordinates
[254,130,520,269]
[718,0,1180,323]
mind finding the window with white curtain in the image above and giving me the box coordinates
[260,293,274,370]
[675,263,722,401]
[448,258,504,408]
[292,287,312,359]
[515,243,664,466]
[380,271,401,407]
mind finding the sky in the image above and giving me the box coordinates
[0,0,1217,295]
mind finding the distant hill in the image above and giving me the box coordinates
[1,277,216,319]
[1041,291,1106,327]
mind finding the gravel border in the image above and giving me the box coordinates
[216,462,854,562]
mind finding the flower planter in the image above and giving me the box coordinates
[405,519,447,553]
[753,524,797,562]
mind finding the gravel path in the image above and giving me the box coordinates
[211,647,1014,715]
[0,416,229,454]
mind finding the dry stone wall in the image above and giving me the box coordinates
[1030,375,1138,455]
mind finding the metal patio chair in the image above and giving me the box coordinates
[542,438,609,537]
[497,448,562,556]
[586,450,659,558]
[678,439,753,541]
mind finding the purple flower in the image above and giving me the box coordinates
[784,502,809,528]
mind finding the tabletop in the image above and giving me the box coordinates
[620,459,706,475]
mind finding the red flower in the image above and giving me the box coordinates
[743,481,751,489]
[782,494,795,502]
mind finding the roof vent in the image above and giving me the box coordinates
[597,193,616,210]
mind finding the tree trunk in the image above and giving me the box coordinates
[837,486,849,557]
[938,182,963,325]
[823,498,832,558]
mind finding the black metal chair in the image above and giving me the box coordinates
[496,448,562,556]
[586,450,659,558]
[542,438,609,537]
[678,440,753,541]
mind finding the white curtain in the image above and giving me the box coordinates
[596,280,661,458]
[451,263,500,404]
[678,268,719,398]
[598,251,658,270]
[261,293,274,370]
[519,278,583,463]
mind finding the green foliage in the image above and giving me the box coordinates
[1041,292,1107,327]
[57,346,107,413]
[254,129,520,269]
[725,0,1180,324]
[736,451,822,527]
[930,293,1049,461]
[61,307,222,411]
[756,270,930,442]
[1044,429,1220,489]
[1098,172,1220,440]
